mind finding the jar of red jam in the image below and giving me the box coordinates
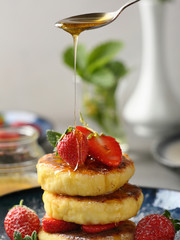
[0,126,44,196]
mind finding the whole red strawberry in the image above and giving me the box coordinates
[57,128,88,169]
[135,211,180,240]
[42,214,79,233]
[4,200,41,240]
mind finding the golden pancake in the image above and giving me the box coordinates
[43,183,143,225]
[37,153,135,196]
[38,220,136,240]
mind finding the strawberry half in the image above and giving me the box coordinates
[82,222,122,233]
[42,214,79,233]
[88,134,122,167]
[57,128,88,169]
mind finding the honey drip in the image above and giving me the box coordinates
[56,15,112,126]
[73,34,78,127]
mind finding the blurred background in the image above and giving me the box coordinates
[0,0,180,196]
[0,0,179,128]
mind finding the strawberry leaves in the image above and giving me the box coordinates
[13,231,37,240]
[47,127,75,149]
[164,210,180,233]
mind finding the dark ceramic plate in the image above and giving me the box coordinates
[0,187,180,239]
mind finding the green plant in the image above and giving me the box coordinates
[63,40,128,138]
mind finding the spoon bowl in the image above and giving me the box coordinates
[55,0,140,35]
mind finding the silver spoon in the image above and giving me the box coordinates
[55,0,140,35]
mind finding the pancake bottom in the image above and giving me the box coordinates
[38,220,136,240]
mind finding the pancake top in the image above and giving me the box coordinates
[38,153,134,175]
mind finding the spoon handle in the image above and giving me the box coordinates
[115,0,140,20]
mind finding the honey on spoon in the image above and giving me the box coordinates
[55,0,140,36]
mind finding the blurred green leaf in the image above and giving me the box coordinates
[87,41,123,73]
[88,68,116,89]
[46,130,62,147]
[76,45,88,71]
[63,44,87,76]
[63,46,74,69]
[106,61,128,80]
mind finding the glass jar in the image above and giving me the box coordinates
[0,126,45,196]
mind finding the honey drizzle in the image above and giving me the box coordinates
[73,34,79,127]
[56,16,111,126]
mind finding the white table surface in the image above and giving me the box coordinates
[129,152,180,191]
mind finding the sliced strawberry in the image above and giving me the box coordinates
[88,135,122,167]
[57,128,88,169]
[76,126,92,138]
[42,214,79,233]
[82,222,122,233]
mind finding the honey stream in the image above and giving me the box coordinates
[55,16,111,126]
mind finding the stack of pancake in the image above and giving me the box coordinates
[37,152,143,240]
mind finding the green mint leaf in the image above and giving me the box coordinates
[46,130,62,147]
[47,127,74,152]
[174,220,180,232]
[163,210,180,233]
[164,210,171,219]
[87,41,123,73]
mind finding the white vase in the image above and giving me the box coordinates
[122,0,180,153]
